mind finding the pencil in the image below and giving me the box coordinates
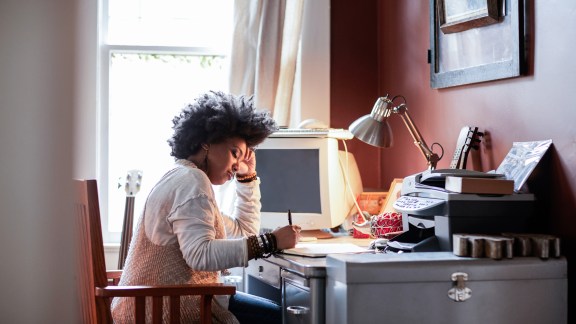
[288,209,292,226]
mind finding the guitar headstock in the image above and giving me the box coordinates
[124,169,143,197]
[468,127,484,151]
[450,126,484,169]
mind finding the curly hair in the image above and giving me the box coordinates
[168,91,278,159]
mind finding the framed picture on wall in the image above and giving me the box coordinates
[430,0,528,89]
[438,0,500,34]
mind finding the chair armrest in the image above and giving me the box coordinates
[95,283,236,298]
[95,283,236,323]
[106,270,123,286]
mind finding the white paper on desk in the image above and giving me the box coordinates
[282,243,368,257]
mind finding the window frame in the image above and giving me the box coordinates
[97,0,331,243]
[98,0,232,242]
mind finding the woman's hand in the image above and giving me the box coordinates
[272,225,301,250]
[237,148,256,176]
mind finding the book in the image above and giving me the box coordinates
[496,139,552,192]
[444,176,514,195]
[281,243,368,258]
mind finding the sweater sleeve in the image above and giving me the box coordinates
[220,178,262,238]
[167,195,250,270]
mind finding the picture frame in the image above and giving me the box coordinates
[380,178,404,214]
[438,0,500,34]
[357,191,388,216]
[430,0,527,89]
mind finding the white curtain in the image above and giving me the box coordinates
[228,0,304,127]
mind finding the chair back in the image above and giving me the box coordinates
[74,179,235,324]
[74,179,113,324]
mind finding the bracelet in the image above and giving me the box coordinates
[238,176,257,183]
[248,233,279,259]
[262,232,279,258]
[248,235,264,259]
[263,233,273,257]
[258,234,269,252]
[236,172,256,180]
[265,233,277,252]
[236,172,257,183]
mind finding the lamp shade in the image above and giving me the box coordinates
[349,97,394,148]
[349,94,442,169]
[349,114,393,148]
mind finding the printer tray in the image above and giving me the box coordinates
[385,223,438,252]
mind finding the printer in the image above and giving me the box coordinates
[387,169,535,252]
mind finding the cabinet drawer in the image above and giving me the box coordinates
[282,269,325,324]
[283,279,312,324]
[246,258,281,288]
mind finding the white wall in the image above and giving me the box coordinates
[0,0,96,321]
[74,0,100,179]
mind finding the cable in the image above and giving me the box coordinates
[339,139,364,218]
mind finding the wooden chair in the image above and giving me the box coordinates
[74,179,235,324]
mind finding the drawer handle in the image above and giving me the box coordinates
[447,272,472,302]
[286,306,310,315]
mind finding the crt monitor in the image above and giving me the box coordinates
[256,136,363,234]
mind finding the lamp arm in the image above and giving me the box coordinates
[394,104,440,170]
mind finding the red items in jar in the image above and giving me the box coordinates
[370,212,403,238]
[352,212,370,238]
[353,228,370,238]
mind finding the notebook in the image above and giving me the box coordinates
[281,243,369,257]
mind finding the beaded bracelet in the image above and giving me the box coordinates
[249,233,279,259]
[236,172,257,183]
[248,235,264,259]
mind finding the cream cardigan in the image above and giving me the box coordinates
[111,160,261,323]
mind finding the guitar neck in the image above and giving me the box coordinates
[118,169,143,270]
[450,147,463,169]
[123,196,135,228]
[118,196,135,269]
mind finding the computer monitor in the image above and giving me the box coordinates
[256,136,363,236]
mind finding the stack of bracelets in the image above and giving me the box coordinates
[248,232,279,259]
[236,172,258,183]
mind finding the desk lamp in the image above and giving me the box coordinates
[349,94,443,170]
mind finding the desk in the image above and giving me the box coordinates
[246,236,567,324]
[245,236,372,324]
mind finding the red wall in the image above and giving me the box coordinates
[330,0,381,189]
[332,0,575,317]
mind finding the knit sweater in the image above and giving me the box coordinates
[111,160,261,323]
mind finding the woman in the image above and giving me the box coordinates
[111,91,300,323]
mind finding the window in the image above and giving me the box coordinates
[100,0,233,242]
[98,0,330,243]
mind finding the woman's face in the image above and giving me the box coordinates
[205,137,248,185]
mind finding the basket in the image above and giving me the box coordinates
[370,212,403,238]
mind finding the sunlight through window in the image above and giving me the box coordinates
[103,0,233,236]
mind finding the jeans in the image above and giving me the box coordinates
[228,291,282,324]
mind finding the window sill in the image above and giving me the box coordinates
[103,243,120,270]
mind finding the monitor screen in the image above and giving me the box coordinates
[256,136,363,233]
[258,149,321,214]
